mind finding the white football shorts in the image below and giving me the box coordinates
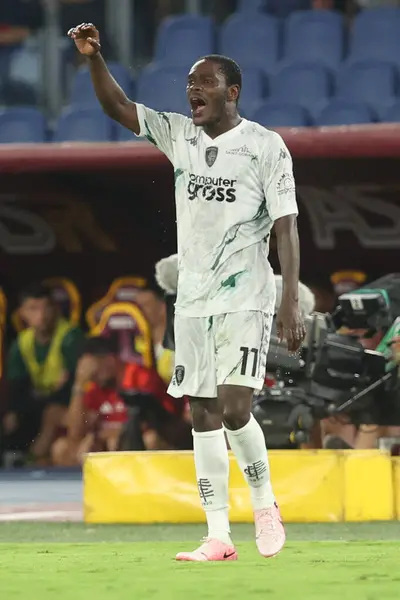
[167,311,273,399]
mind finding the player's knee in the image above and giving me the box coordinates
[190,399,222,432]
[220,386,253,430]
[222,404,251,430]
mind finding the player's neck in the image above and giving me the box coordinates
[203,113,242,140]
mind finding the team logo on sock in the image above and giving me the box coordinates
[244,460,267,483]
[174,365,185,386]
[197,478,214,507]
[205,146,218,167]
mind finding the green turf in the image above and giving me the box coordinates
[0,523,399,600]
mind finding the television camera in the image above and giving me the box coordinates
[254,274,400,448]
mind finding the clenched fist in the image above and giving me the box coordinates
[68,23,101,57]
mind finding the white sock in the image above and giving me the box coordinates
[225,414,275,511]
[193,428,232,545]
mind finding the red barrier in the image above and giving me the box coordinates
[1,124,400,312]
[1,124,400,174]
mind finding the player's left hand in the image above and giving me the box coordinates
[276,300,306,353]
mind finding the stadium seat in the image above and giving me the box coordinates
[0,80,37,106]
[381,102,400,123]
[219,13,280,75]
[53,107,113,142]
[136,65,190,114]
[90,302,154,368]
[70,62,133,106]
[0,108,46,143]
[237,0,268,11]
[270,63,332,110]
[250,100,310,127]
[284,10,344,69]
[314,99,374,126]
[154,15,214,67]
[267,0,311,18]
[348,8,400,65]
[238,67,267,116]
[335,60,397,114]
[86,276,148,331]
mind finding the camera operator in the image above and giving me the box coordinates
[322,326,400,450]
[51,336,191,466]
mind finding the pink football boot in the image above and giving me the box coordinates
[176,538,238,562]
[254,503,286,558]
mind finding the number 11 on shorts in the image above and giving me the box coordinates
[240,346,259,377]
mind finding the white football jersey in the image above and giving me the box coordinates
[135,104,298,318]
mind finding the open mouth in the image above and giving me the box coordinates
[190,96,207,117]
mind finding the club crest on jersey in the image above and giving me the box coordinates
[205,146,218,167]
[174,365,185,386]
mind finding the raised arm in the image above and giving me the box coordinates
[68,23,140,134]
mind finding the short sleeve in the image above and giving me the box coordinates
[135,104,189,163]
[260,132,298,222]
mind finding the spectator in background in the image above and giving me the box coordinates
[52,336,191,466]
[52,336,129,465]
[134,282,175,385]
[0,0,43,47]
[2,283,83,465]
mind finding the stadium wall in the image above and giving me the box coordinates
[83,450,400,524]
[1,124,400,305]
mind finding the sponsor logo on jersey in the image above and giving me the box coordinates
[205,146,218,167]
[277,173,295,196]
[186,136,198,147]
[187,173,237,203]
[226,145,254,157]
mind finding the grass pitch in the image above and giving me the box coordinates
[0,522,399,600]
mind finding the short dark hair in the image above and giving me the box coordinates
[81,335,118,357]
[201,54,242,101]
[18,282,53,306]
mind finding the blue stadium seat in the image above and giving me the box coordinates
[336,60,397,113]
[0,80,37,106]
[238,67,267,116]
[348,8,400,65]
[154,15,214,67]
[381,102,400,123]
[314,99,374,126]
[54,107,113,142]
[267,0,311,18]
[136,65,190,114]
[250,100,310,127]
[70,62,133,106]
[237,0,267,11]
[284,10,344,69]
[270,63,332,110]
[219,13,280,75]
[0,108,46,143]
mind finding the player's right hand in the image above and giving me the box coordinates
[68,23,101,57]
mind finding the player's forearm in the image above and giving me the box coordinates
[275,215,300,303]
[88,53,138,130]
[67,388,86,441]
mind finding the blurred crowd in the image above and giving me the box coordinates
[1,266,399,468]
[0,278,192,468]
